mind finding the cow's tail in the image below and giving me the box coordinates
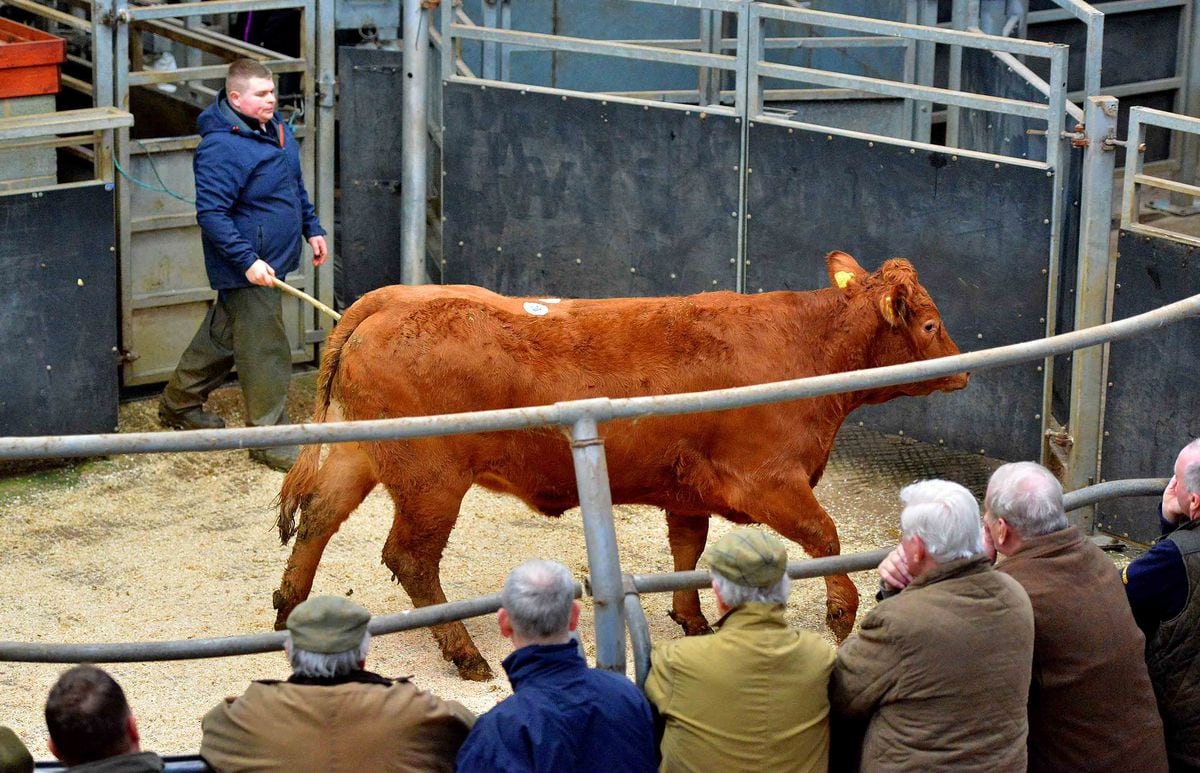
[276,289,390,545]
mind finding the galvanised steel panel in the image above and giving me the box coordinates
[1097,230,1200,544]
[0,184,118,435]
[336,46,406,308]
[745,124,1054,461]
[441,82,739,297]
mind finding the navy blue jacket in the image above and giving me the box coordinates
[1124,506,1191,634]
[456,642,657,773]
[193,92,324,290]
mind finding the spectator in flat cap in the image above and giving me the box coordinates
[44,665,164,772]
[200,595,473,773]
[456,559,657,773]
[643,527,835,773]
[830,479,1034,772]
[0,726,32,773]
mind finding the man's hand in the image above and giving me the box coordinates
[309,235,328,267]
[245,258,276,287]
[1163,475,1185,524]
[879,546,912,591]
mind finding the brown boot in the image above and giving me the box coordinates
[249,445,300,472]
[158,402,226,430]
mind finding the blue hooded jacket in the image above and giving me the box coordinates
[456,642,657,773]
[193,91,325,290]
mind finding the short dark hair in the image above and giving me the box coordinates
[226,58,273,95]
[45,665,132,766]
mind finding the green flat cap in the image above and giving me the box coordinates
[702,528,788,588]
[0,726,32,773]
[286,596,371,654]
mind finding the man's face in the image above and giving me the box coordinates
[1174,450,1200,519]
[229,76,276,125]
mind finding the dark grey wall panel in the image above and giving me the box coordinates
[745,125,1053,461]
[0,184,117,436]
[442,83,739,297]
[1097,231,1200,544]
[336,46,406,309]
[960,47,1046,162]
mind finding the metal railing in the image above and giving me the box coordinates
[1121,106,1200,247]
[2,291,1199,673]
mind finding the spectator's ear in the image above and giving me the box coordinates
[497,608,514,639]
[568,600,581,632]
[126,714,140,747]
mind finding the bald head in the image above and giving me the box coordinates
[985,461,1068,540]
[1175,439,1200,521]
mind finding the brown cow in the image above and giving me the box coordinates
[274,251,968,680]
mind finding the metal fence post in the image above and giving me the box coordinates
[569,412,627,674]
[1066,95,1119,532]
[402,0,431,285]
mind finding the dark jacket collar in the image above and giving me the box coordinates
[67,751,165,772]
[501,641,586,690]
[906,554,994,590]
[1003,524,1084,562]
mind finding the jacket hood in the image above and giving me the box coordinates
[197,90,276,138]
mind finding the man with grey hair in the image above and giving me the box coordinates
[200,595,472,772]
[643,527,834,772]
[456,560,656,772]
[830,479,1034,771]
[882,462,1167,771]
[1124,438,1200,769]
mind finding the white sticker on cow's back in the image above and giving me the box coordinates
[523,301,550,316]
[538,298,562,304]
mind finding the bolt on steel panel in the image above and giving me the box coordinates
[0,184,118,435]
[745,125,1054,462]
[1097,230,1200,545]
[441,82,739,298]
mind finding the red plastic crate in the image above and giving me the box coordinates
[0,18,66,99]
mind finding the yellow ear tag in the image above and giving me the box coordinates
[834,271,855,289]
[880,295,896,324]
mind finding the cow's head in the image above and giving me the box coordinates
[827,250,969,402]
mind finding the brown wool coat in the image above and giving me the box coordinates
[199,676,474,773]
[998,527,1168,773]
[830,556,1034,773]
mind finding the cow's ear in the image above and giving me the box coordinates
[827,251,866,291]
[878,282,910,327]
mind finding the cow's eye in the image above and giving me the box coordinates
[923,320,938,334]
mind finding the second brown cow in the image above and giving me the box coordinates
[275,251,969,680]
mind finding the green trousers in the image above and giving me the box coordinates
[162,285,291,427]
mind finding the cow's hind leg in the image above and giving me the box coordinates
[380,479,493,681]
[665,512,713,635]
[273,444,378,629]
[729,477,858,641]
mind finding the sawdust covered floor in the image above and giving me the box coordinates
[0,373,1006,757]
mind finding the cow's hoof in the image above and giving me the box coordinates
[826,605,854,642]
[271,590,293,630]
[455,655,495,682]
[668,609,712,636]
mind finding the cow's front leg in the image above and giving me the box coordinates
[665,511,712,635]
[729,476,858,641]
[381,484,493,682]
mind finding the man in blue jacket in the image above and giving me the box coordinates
[456,559,657,773]
[158,58,326,471]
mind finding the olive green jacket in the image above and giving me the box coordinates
[830,556,1034,772]
[644,602,835,773]
[200,671,473,773]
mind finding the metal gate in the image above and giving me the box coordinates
[434,0,1078,462]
